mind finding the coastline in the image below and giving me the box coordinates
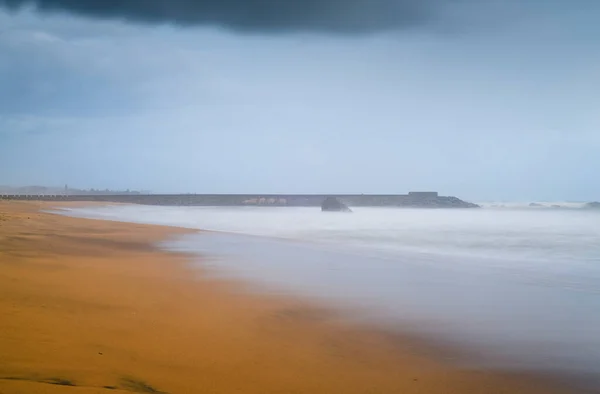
[0,201,576,393]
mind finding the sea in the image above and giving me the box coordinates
[57,203,600,386]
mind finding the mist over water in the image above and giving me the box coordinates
[66,204,600,269]
[60,204,600,381]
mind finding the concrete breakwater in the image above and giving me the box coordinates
[0,192,479,208]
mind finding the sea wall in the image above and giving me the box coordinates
[0,193,479,208]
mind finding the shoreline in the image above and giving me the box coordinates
[0,201,578,393]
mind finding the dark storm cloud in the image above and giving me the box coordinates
[0,0,444,33]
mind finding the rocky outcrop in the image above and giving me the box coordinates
[409,196,479,208]
[529,203,543,207]
[584,202,600,209]
[321,197,352,212]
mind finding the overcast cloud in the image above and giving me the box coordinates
[0,0,440,32]
[1,1,599,201]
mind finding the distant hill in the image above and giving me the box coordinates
[0,185,145,195]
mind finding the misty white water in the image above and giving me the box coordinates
[59,205,600,381]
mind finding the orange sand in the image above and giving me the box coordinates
[0,201,575,393]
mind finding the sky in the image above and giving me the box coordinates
[1,0,599,201]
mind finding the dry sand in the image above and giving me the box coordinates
[0,201,577,393]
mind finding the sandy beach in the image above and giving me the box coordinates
[0,201,577,393]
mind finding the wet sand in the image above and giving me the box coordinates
[0,201,577,393]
